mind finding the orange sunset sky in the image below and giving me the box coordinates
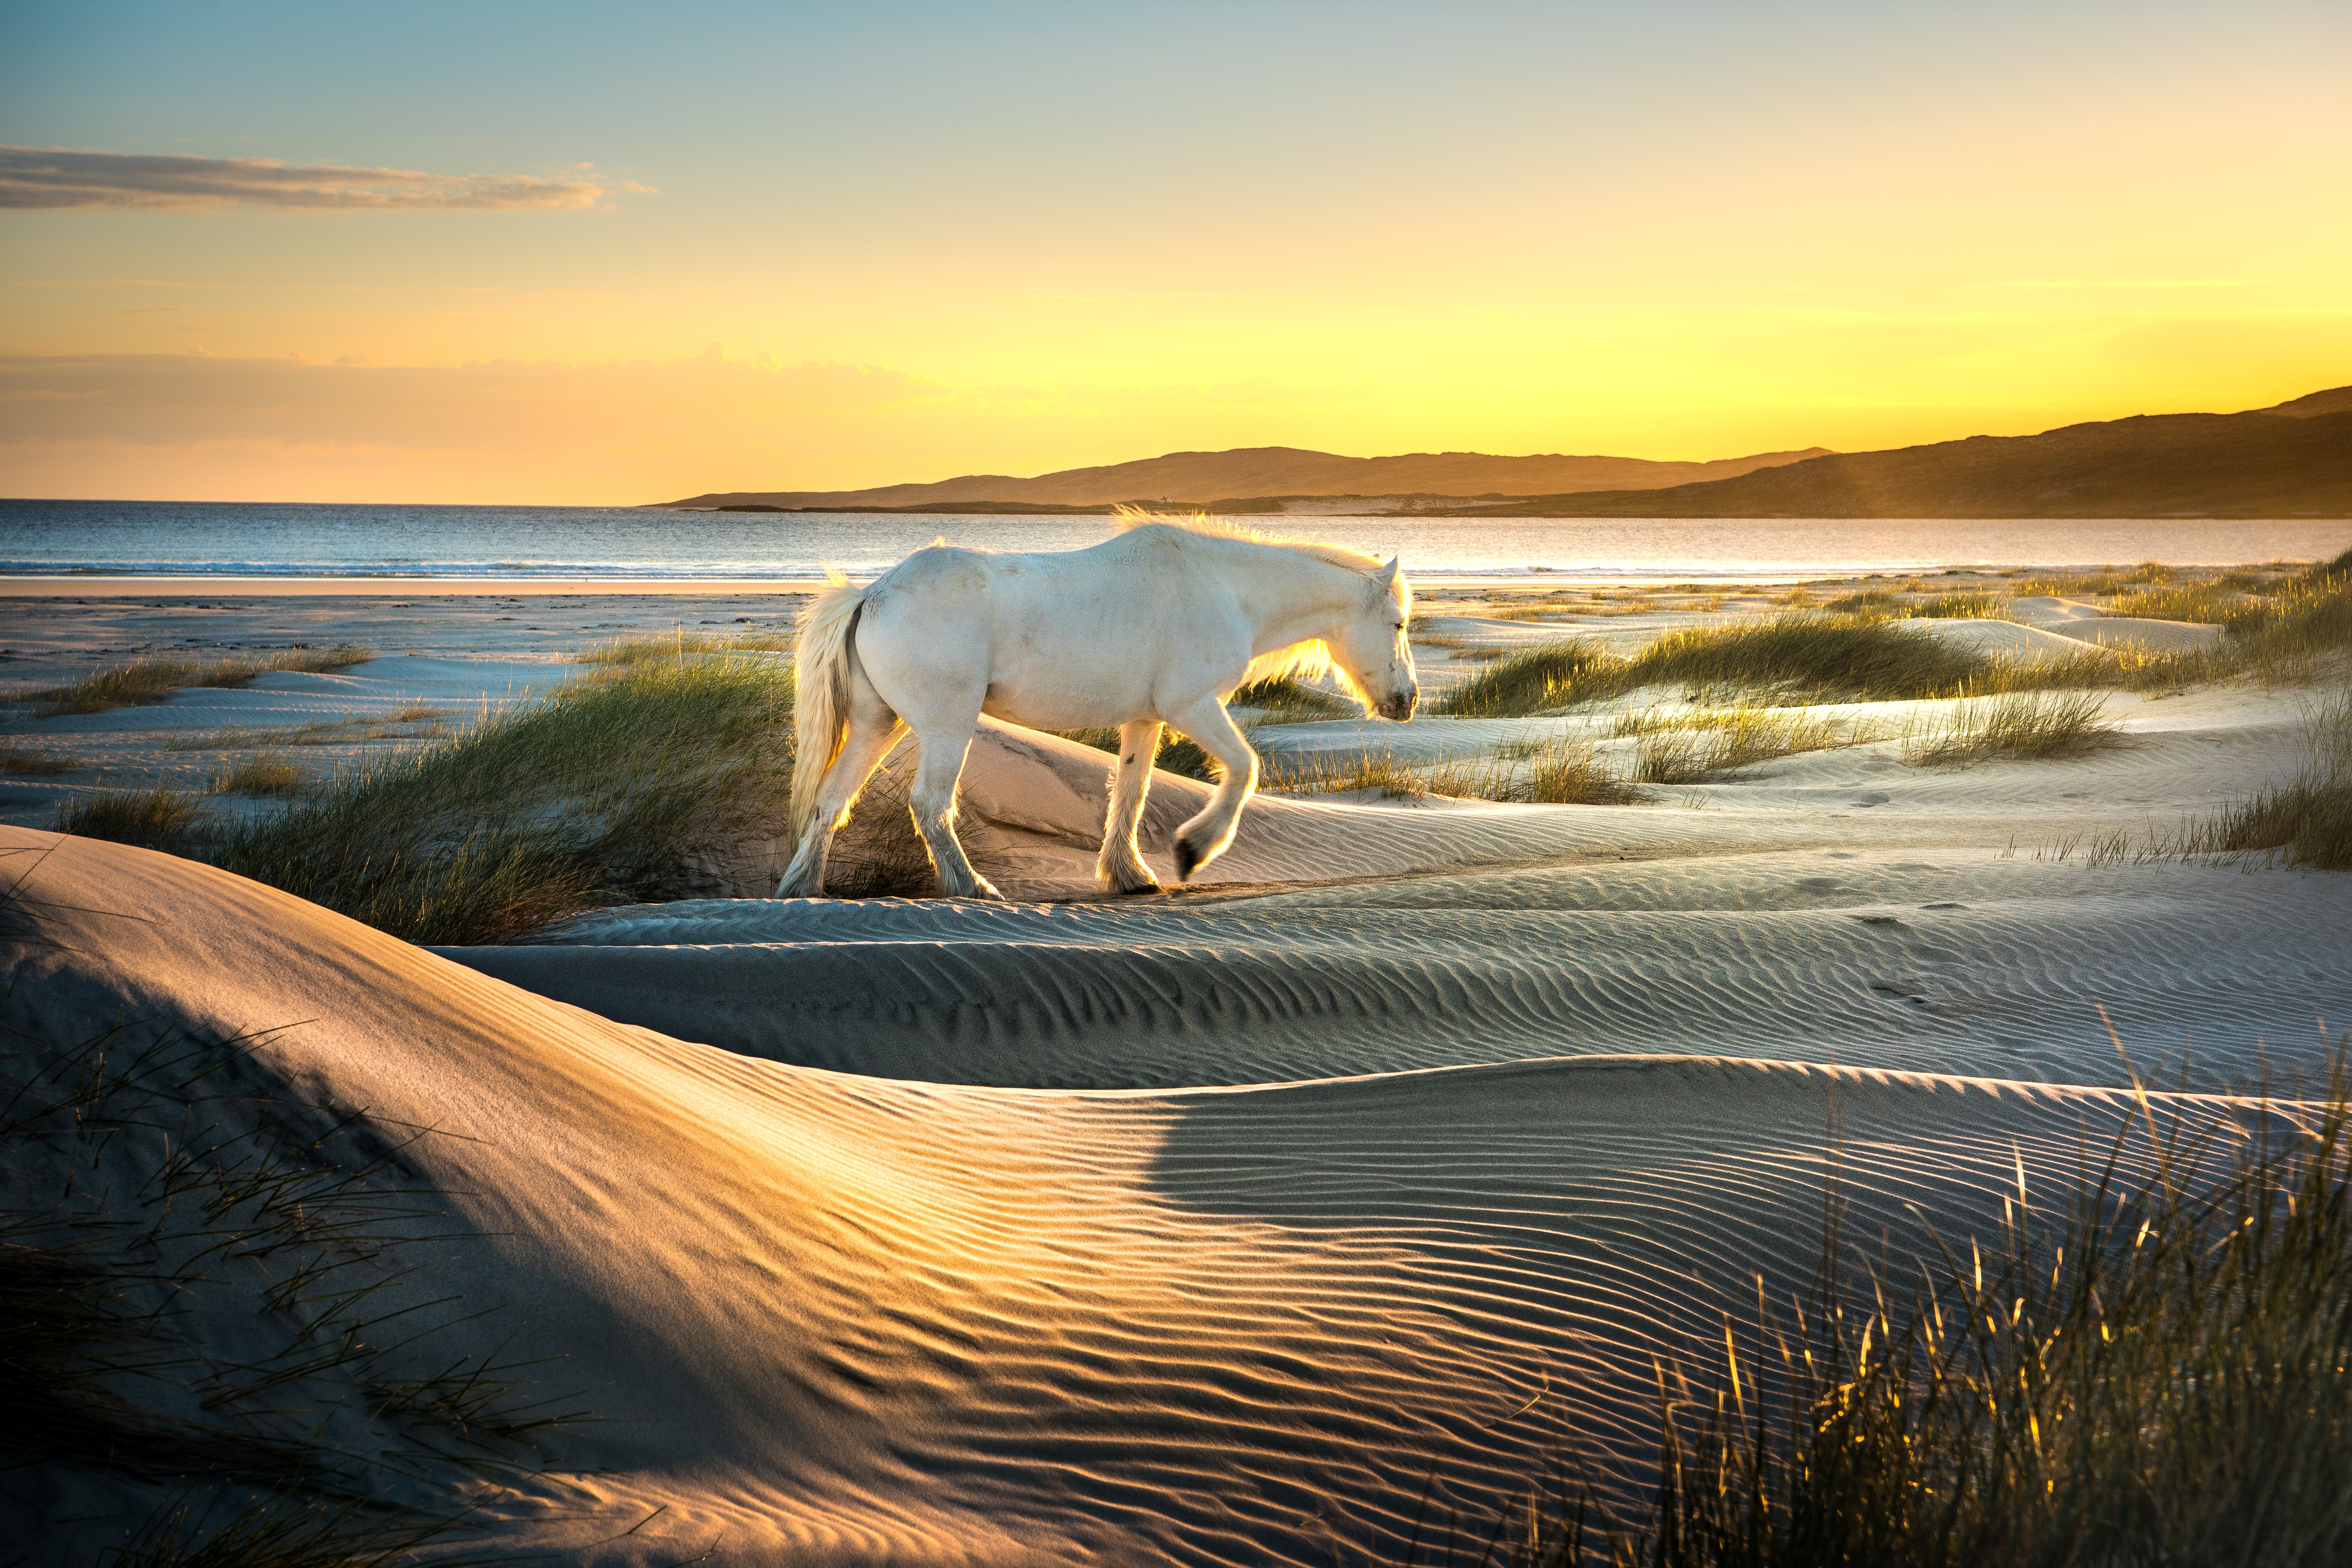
[3,0,2347,504]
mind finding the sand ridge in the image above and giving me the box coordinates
[6,582,2349,1562]
[8,827,2327,1565]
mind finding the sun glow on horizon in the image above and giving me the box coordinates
[3,0,2346,503]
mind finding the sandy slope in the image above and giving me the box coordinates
[8,586,2348,1563]
[9,827,2323,1566]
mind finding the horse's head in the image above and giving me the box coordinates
[1332,557,1419,721]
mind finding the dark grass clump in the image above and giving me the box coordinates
[1388,1045,2352,1566]
[206,652,794,943]
[1229,674,1354,720]
[1442,618,1980,718]
[14,645,374,718]
[0,742,83,775]
[55,789,204,852]
[1056,723,1222,782]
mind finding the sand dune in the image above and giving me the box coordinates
[10,827,2325,1565]
[9,583,2349,1563]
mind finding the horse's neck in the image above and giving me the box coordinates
[1222,542,1362,648]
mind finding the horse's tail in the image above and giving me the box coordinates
[789,571,866,845]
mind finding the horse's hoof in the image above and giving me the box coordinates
[1174,837,1200,881]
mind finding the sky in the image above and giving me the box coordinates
[2,0,2347,503]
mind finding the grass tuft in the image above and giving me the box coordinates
[0,742,83,775]
[1904,690,2120,767]
[2184,686,2352,870]
[1391,1044,2352,1567]
[12,645,374,717]
[55,789,204,852]
[1442,617,1980,718]
[1908,591,2006,619]
[575,629,791,664]
[207,755,308,798]
[1440,642,1616,717]
[1227,675,1353,720]
[1624,705,1848,782]
[203,651,794,943]
[1267,741,1642,805]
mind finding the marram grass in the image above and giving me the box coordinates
[57,651,797,944]
[10,644,375,718]
[208,652,795,943]
[1440,554,2352,719]
[1375,1042,2352,1567]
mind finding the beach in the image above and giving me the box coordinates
[6,565,2349,1563]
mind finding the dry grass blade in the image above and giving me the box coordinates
[1905,691,2120,767]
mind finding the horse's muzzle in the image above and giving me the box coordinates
[1380,687,1419,721]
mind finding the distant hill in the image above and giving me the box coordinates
[1428,390,2352,519]
[662,445,1832,511]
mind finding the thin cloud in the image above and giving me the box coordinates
[0,146,647,212]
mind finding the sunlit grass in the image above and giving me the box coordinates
[1909,591,2006,619]
[210,654,793,942]
[1616,704,1851,782]
[1440,554,2352,718]
[53,651,796,944]
[1903,690,2120,767]
[1441,617,1980,718]
[1266,739,1642,805]
[1387,1043,2352,1566]
[574,629,791,664]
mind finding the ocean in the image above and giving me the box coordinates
[1,499,2344,582]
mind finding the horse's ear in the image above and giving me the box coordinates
[1377,557,1400,588]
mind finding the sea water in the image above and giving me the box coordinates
[1,499,2343,582]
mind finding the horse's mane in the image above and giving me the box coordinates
[1110,506,1387,576]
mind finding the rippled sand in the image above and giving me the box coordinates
[6,583,2347,1563]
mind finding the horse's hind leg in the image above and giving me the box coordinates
[1095,718,1163,893]
[775,669,902,898]
[905,719,1003,901]
[1159,695,1259,882]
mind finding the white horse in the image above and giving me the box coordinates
[776,512,1418,900]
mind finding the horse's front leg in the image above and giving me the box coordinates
[1096,718,1163,893]
[1159,696,1258,882]
[906,720,1003,901]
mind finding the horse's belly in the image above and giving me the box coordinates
[981,680,1151,731]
